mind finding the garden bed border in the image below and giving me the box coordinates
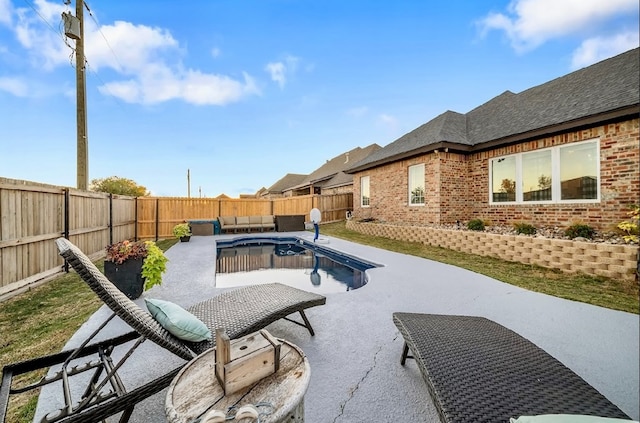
[346,220,638,281]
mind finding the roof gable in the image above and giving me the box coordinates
[348,48,639,173]
[290,144,381,190]
[267,173,307,193]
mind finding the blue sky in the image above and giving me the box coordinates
[1,0,638,197]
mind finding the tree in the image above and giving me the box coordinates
[500,178,516,194]
[538,175,551,190]
[90,176,150,196]
[411,186,425,204]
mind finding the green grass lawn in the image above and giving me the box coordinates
[1,228,637,422]
[0,238,177,423]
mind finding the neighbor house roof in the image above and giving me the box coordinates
[265,173,308,194]
[289,144,381,191]
[321,171,356,189]
[347,48,640,173]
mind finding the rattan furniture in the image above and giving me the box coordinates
[393,312,631,423]
[0,238,325,423]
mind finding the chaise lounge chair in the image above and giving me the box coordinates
[392,312,632,423]
[0,238,326,423]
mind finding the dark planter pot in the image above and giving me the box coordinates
[180,236,191,242]
[104,258,145,299]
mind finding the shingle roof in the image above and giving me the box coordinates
[266,173,307,194]
[289,144,381,190]
[347,48,639,173]
[317,171,353,189]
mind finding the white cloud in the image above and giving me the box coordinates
[1,1,259,106]
[13,0,68,69]
[265,54,300,88]
[99,69,259,105]
[84,20,179,73]
[346,106,368,118]
[478,0,639,52]
[265,62,285,88]
[211,47,220,58]
[571,30,640,69]
[377,114,398,129]
[0,0,12,26]
[0,76,28,96]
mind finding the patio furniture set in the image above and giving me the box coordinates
[0,239,634,422]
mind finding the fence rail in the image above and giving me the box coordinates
[0,178,352,300]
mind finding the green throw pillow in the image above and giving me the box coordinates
[510,415,638,423]
[145,298,212,342]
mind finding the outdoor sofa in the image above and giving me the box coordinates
[392,312,632,423]
[218,215,276,233]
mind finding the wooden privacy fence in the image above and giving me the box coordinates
[137,193,353,240]
[0,178,353,300]
[0,179,136,300]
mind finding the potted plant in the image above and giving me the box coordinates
[104,239,168,299]
[173,223,192,242]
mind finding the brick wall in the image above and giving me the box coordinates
[354,155,443,224]
[352,118,639,230]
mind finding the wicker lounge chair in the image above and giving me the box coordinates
[0,238,326,423]
[392,312,631,423]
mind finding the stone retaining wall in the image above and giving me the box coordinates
[346,220,638,281]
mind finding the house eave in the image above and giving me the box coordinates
[472,104,640,153]
[345,142,470,173]
[346,105,639,173]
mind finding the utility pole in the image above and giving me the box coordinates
[187,169,191,198]
[76,0,88,190]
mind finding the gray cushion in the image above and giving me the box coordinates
[510,416,637,423]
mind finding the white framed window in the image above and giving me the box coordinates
[489,139,600,204]
[408,164,425,205]
[361,176,370,207]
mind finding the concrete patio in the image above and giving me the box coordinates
[36,232,640,422]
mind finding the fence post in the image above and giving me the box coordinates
[134,197,138,241]
[109,193,113,245]
[155,198,160,242]
[63,188,70,273]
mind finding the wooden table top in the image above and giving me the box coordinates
[165,339,309,423]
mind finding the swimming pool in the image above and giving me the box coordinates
[215,236,379,294]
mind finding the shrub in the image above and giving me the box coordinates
[105,239,168,290]
[565,223,595,240]
[141,241,169,290]
[467,219,485,231]
[514,222,537,235]
[617,205,639,244]
[172,223,192,238]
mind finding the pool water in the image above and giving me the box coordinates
[215,237,377,294]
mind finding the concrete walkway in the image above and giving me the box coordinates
[36,233,639,422]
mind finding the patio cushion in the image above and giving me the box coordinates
[236,216,250,225]
[510,415,638,423]
[145,298,212,342]
[219,216,236,225]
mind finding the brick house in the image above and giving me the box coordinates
[346,48,639,230]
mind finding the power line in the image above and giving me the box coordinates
[20,0,128,110]
[21,0,63,38]
[84,1,126,72]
